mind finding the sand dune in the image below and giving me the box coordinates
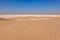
[0,16,60,40]
[0,17,8,20]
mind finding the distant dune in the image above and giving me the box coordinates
[0,15,60,40]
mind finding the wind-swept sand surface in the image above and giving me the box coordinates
[0,15,60,40]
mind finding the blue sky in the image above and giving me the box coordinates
[0,0,60,14]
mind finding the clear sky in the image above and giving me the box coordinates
[0,0,60,14]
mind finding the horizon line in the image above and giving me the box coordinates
[0,15,60,18]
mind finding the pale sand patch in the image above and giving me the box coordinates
[0,17,60,40]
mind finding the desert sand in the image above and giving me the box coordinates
[0,15,60,40]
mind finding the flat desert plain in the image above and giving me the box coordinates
[0,15,60,40]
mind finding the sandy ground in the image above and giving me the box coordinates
[0,17,60,40]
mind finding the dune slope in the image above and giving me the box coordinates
[0,17,60,40]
